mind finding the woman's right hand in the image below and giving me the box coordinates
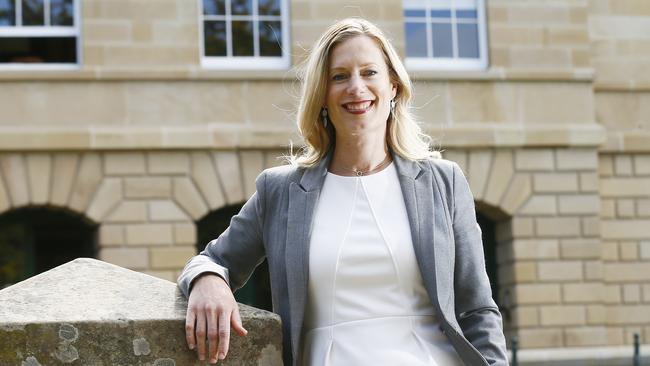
[185,274,248,364]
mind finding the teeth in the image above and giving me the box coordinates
[345,101,372,111]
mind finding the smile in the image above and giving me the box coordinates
[342,100,374,114]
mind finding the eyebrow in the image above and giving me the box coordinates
[329,63,379,72]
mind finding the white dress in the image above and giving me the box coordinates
[303,163,463,366]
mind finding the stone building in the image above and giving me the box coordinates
[0,0,648,363]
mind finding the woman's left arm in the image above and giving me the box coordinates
[451,162,509,365]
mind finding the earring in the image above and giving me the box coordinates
[390,99,396,114]
[321,107,328,128]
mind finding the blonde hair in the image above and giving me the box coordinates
[292,17,438,167]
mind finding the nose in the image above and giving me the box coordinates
[346,74,367,95]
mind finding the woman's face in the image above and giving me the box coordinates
[325,35,397,140]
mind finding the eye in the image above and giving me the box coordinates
[332,74,347,81]
[364,69,378,77]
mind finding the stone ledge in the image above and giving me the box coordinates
[602,132,650,152]
[0,258,282,365]
[0,124,606,151]
[512,345,650,366]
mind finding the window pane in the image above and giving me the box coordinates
[457,23,479,58]
[0,36,76,63]
[403,0,425,18]
[22,0,44,26]
[231,0,252,16]
[50,0,73,26]
[259,21,281,56]
[456,9,477,18]
[0,0,15,26]
[404,9,425,17]
[430,9,450,18]
[232,20,253,56]
[203,0,225,15]
[258,0,280,16]
[431,23,452,57]
[405,22,427,57]
[204,21,227,56]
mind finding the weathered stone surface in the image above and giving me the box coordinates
[0,258,282,365]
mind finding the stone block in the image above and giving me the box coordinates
[50,154,79,207]
[614,155,633,176]
[517,328,563,348]
[600,199,615,218]
[540,305,586,326]
[147,152,190,175]
[616,199,635,218]
[515,149,554,171]
[496,217,534,241]
[483,150,514,206]
[172,177,209,220]
[99,247,149,269]
[448,82,519,124]
[536,217,581,237]
[634,155,650,175]
[489,25,544,46]
[26,154,51,205]
[131,20,152,43]
[0,178,10,213]
[519,195,557,215]
[512,306,539,327]
[643,284,650,302]
[601,178,650,197]
[558,194,600,215]
[587,304,605,325]
[86,178,123,222]
[581,216,600,237]
[537,261,583,281]
[106,201,148,223]
[124,177,171,199]
[579,172,599,192]
[608,328,625,345]
[501,174,532,215]
[99,224,125,246]
[556,148,598,171]
[604,263,650,282]
[513,283,561,304]
[0,154,29,207]
[467,150,493,201]
[602,220,650,239]
[264,150,287,170]
[441,151,467,173]
[606,305,650,325]
[565,327,609,347]
[599,155,614,176]
[533,173,579,193]
[148,200,190,222]
[637,199,650,217]
[150,246,196,270]
[585,260,603,280]
[620,241,639,261]
[190,152,226,210]
[563,283,603,303]
[512,239,559,260]
[214,151,245,204]
[641,241,650,260]
[623,284,641,303]
[560,238,601,259]
[84,19,131,43]
[602,241,619,261]
[604,285,622,304]
[125,224,174,246]
[104,152,146,176]
[69,154,103,213]
[173,223,196,245]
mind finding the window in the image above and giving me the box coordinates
[403,0,488,71]
[0,0,80,69]
[200,0,290,70]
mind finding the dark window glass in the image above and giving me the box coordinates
[50,0,73,26]
[430,9,451,18]
[258,0,280,16]
[259,21,281,56]
[456,9,477,19]
[457,23,479,58]
[432,23,453,57]
[404,9,425,17]
[22,0,44,26]
[0,36,76,63]
[203,0,225,15]
[405,22,427,57]
[231,0,252,15]
[204,21,227,56]
[232,20,253,56]
[0,0,15,26]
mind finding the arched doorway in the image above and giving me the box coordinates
[0,206,97,289]
[197,204,272,311]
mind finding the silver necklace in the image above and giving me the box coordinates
[339,154,393,176]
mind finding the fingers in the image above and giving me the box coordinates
[207,307,219,363]
[217,309,231,362]
[195,310,207,361]
[185,310,197,350]
[231,308,248,336]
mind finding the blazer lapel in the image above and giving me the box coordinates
[285,153,330,360]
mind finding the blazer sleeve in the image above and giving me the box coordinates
[450,162,509,366]
[177,171,267,298]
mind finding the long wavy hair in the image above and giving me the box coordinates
[292,17,438,167]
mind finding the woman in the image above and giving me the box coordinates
[178,18,508,366]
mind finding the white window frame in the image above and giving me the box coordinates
[198,0,290,70]
[404,0,488,71]
[0,0,81,70]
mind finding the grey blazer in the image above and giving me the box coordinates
[178,152,509,366]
